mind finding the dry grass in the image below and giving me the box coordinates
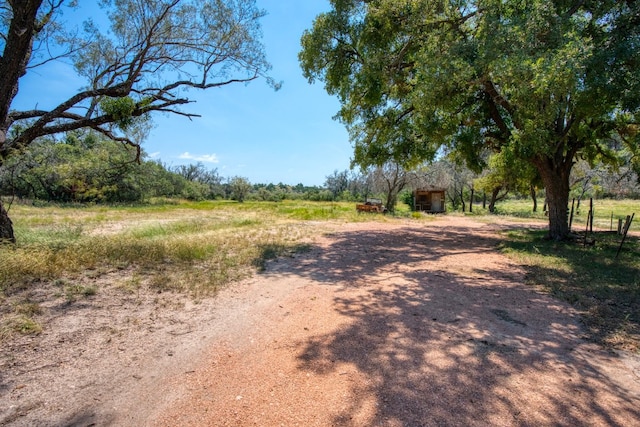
[2,199,638,352]
[1,200,353,340]
[1,201,337,296]
[500,228,640,352]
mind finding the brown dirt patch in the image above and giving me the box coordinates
[2,215,639,426]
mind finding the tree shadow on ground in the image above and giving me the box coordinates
[504,229,640,351]
[271,224,640,426]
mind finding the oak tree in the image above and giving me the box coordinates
[300,0,639,239]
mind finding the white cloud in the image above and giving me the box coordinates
[178,152,219,163]
[148,152,161,158]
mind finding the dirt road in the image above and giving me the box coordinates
[2,216,639,426]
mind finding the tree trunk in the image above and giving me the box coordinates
[530,184,538,212]
[0,0,43,150]
[533,157,572,240]
[488,187,500,213]
[386,192,398,213]
[0,199,15,243]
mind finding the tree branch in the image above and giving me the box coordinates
[2,0,273,168]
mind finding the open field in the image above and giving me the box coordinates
[0,201,638,426]
[1,200,370,298]
[0,200,415,343]
[1,198,638,349]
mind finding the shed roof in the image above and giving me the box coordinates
[414,187,446,193]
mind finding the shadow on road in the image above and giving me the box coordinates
[271,223,640,426]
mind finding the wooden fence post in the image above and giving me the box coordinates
[616,213,635,259]
[584,210,591,247]
[569,198,575,230]
[610,212,613,232]
[589,198,594,233]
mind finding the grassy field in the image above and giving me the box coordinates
[1,198,638,350]
[489,197,640,232]
[1,200,363,295]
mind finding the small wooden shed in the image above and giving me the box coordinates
[413,188,446,213]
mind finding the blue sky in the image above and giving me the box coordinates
[12,1,351,187]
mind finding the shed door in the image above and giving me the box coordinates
[431,192,442,212]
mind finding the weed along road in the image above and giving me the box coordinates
[1,215,639,426]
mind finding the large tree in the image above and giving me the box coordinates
[0,0,274,242]
[300,0,639,240]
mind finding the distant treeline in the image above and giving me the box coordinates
[0,132,349,204]
[1,131,638,209]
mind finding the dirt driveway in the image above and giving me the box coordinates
[2,216,640,426]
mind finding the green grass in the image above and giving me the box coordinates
[58,281,98,302]
[490,199,549,219]
[568,198,640,232]
[500,227,640,351]
[494,198,640,232]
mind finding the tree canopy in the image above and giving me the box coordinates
[0,0,274,242]
[300,0,640,239]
